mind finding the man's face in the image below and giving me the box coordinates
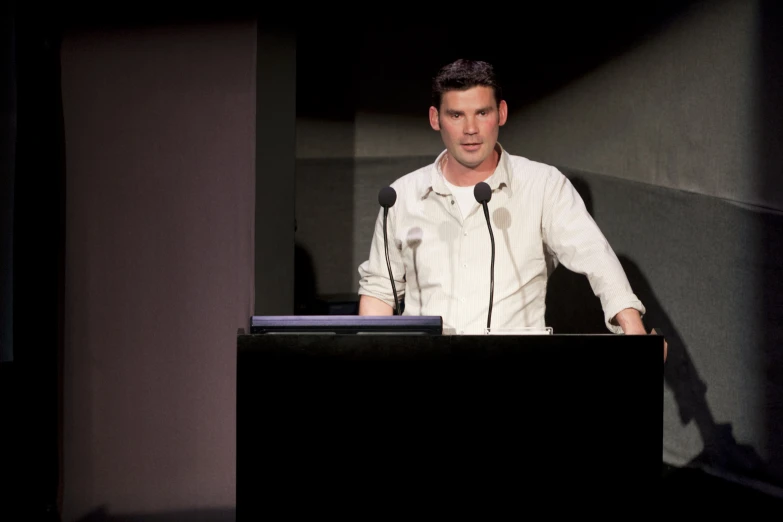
[429,86,508,170]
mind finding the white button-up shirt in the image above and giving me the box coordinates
[358,145,645,335]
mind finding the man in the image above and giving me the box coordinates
[358,59,656,346]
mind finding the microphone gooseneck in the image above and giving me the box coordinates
[378,187,400,315]
[474,182,495,330]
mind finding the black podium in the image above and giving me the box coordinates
[237,329,663,518]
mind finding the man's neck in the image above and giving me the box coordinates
[441,147,500,187]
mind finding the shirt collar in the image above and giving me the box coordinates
[422,142,513,199]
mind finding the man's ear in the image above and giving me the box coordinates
[498,100,508,127]
[429,106,441,131]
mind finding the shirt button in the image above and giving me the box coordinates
[463,231,468,236]
[450,200,455,205]
[459,330,465,335]
[463,263,468,268]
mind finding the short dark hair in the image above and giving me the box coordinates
[431,59,503,110]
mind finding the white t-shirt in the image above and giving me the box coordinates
[443,178,479,219]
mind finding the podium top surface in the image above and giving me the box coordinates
[238,329,665,365]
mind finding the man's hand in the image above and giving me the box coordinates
[613,308,668,362]
[358,295,394,316]
[613,308,646,335]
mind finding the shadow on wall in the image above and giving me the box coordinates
[622,254,768,482]
[294,217,358,315]
[295,241,321,315]
[545,176,772,485]
[293,215,322,315]
[293,158,357,308]
[75,507,235,522]
[294,240,358,315]
[294,222,358,316]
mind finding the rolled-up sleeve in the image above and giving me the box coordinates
[358,205,407,310]
[541,168,645,333]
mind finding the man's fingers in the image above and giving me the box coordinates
[650,328,668,362]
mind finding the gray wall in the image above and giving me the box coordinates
[61,21,257,521]
[294,0,783,492]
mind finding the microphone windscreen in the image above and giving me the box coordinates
[474,181,492,203]
[378,186,397,208]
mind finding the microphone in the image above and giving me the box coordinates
[473,181,495,330]
[378,186,400,315]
